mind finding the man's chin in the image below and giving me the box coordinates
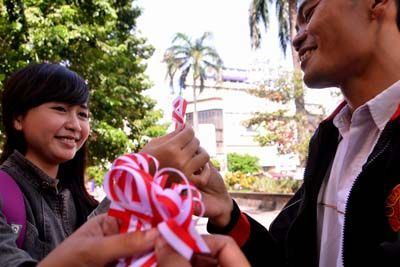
[303,72,335,89]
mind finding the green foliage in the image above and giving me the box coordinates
[227,153,260,173]
[245,70,324,166]
[0,1,168,179]
[251,176,302,194]
[224,170,303,193]
[86,165,107,186]
[224,171,257,190]
[210,158,221,171]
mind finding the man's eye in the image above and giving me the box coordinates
[305,8,315,22]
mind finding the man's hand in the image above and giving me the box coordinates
[38,215,158,267]
[155,235,250,267]
[141,127,209,179]
[191,158,233,228]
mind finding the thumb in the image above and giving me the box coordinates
[155,238,190,267]
[96,229,158,263]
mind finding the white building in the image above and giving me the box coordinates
[181,67,342,173]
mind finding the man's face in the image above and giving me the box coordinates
[293,0,375,88]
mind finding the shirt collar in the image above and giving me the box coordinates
[333,80,400,133]
[367,80,400,131]
[10,150,60,191]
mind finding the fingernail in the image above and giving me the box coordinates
[144,228,159,242]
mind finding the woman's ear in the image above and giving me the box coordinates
[13,116,23,131]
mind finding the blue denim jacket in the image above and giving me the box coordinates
[0,151,105,267]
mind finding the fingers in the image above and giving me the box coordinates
[184,147,210,182]
[97,215,121,236]
[181,137,200,158]
[191,162,210,188]
[202,235,250,267]
[96,228,159,262]
[170,126,195,149]
[155,238,191,267]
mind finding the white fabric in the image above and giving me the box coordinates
[317,80,400,267]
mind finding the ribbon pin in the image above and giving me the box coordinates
[172,96,187,130]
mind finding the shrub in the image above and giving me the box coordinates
[227,153,260,173]
[224,171,257,190]
[251,176,302,194]
[210,158,221,171]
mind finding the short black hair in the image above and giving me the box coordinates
[1,63,97,225]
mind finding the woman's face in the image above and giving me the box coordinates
[14,102,90,171]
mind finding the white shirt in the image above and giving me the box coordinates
[317,80,400,267]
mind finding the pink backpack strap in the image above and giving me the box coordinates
[0,170,26,248]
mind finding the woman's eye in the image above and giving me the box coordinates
[52,106,67,112]
[78,112,89,119]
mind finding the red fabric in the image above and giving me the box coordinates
[322,100,347,122]
[390,104,400,121]
[229,212,251,247]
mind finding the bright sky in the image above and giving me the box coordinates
[135,0,342,121]
[135,0,293,116]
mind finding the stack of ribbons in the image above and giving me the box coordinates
[104,153,210,267]
[104,95,209,267]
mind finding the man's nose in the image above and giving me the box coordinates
[293,29,307,52]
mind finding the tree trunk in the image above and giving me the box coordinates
[288,0,306,115]
[192,79,199,134]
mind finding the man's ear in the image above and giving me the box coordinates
[369,0,390,19]
[13,116,23,131]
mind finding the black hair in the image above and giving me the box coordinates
[397,0,400,30]
[1,63,97,226]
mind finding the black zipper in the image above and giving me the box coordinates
[340,133,391,266]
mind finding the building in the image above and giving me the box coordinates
[182,67,290,172]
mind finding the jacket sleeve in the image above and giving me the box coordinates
[207,187,305,267]
[87,197,110,219]
[207,200,285,267]
[0,200,37,267]
[378,241,400,266]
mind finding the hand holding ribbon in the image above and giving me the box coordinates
[103,153,210,267]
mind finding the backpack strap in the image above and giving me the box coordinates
[0,170,26,248]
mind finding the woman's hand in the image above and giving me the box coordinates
[38,214,158,267]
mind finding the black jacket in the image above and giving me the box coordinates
[209,104,400,267]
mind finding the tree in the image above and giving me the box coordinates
[163,32,223,133]
[0,0,167,178]
[245,70,325,166]
[249,0,298,68]
[249,0,306,113]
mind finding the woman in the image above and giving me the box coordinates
[0,63,210,266]
[0,63,97,266]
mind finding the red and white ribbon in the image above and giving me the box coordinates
[103,153,209,267]
[172,96,187,130]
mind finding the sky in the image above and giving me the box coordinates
[135,0,293,117]
[135,0,341,119]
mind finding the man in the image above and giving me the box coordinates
[192,0,400,266]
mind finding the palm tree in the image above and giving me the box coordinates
[164,32,223,133]
[249,0,299,69]
[249,0,305,113]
